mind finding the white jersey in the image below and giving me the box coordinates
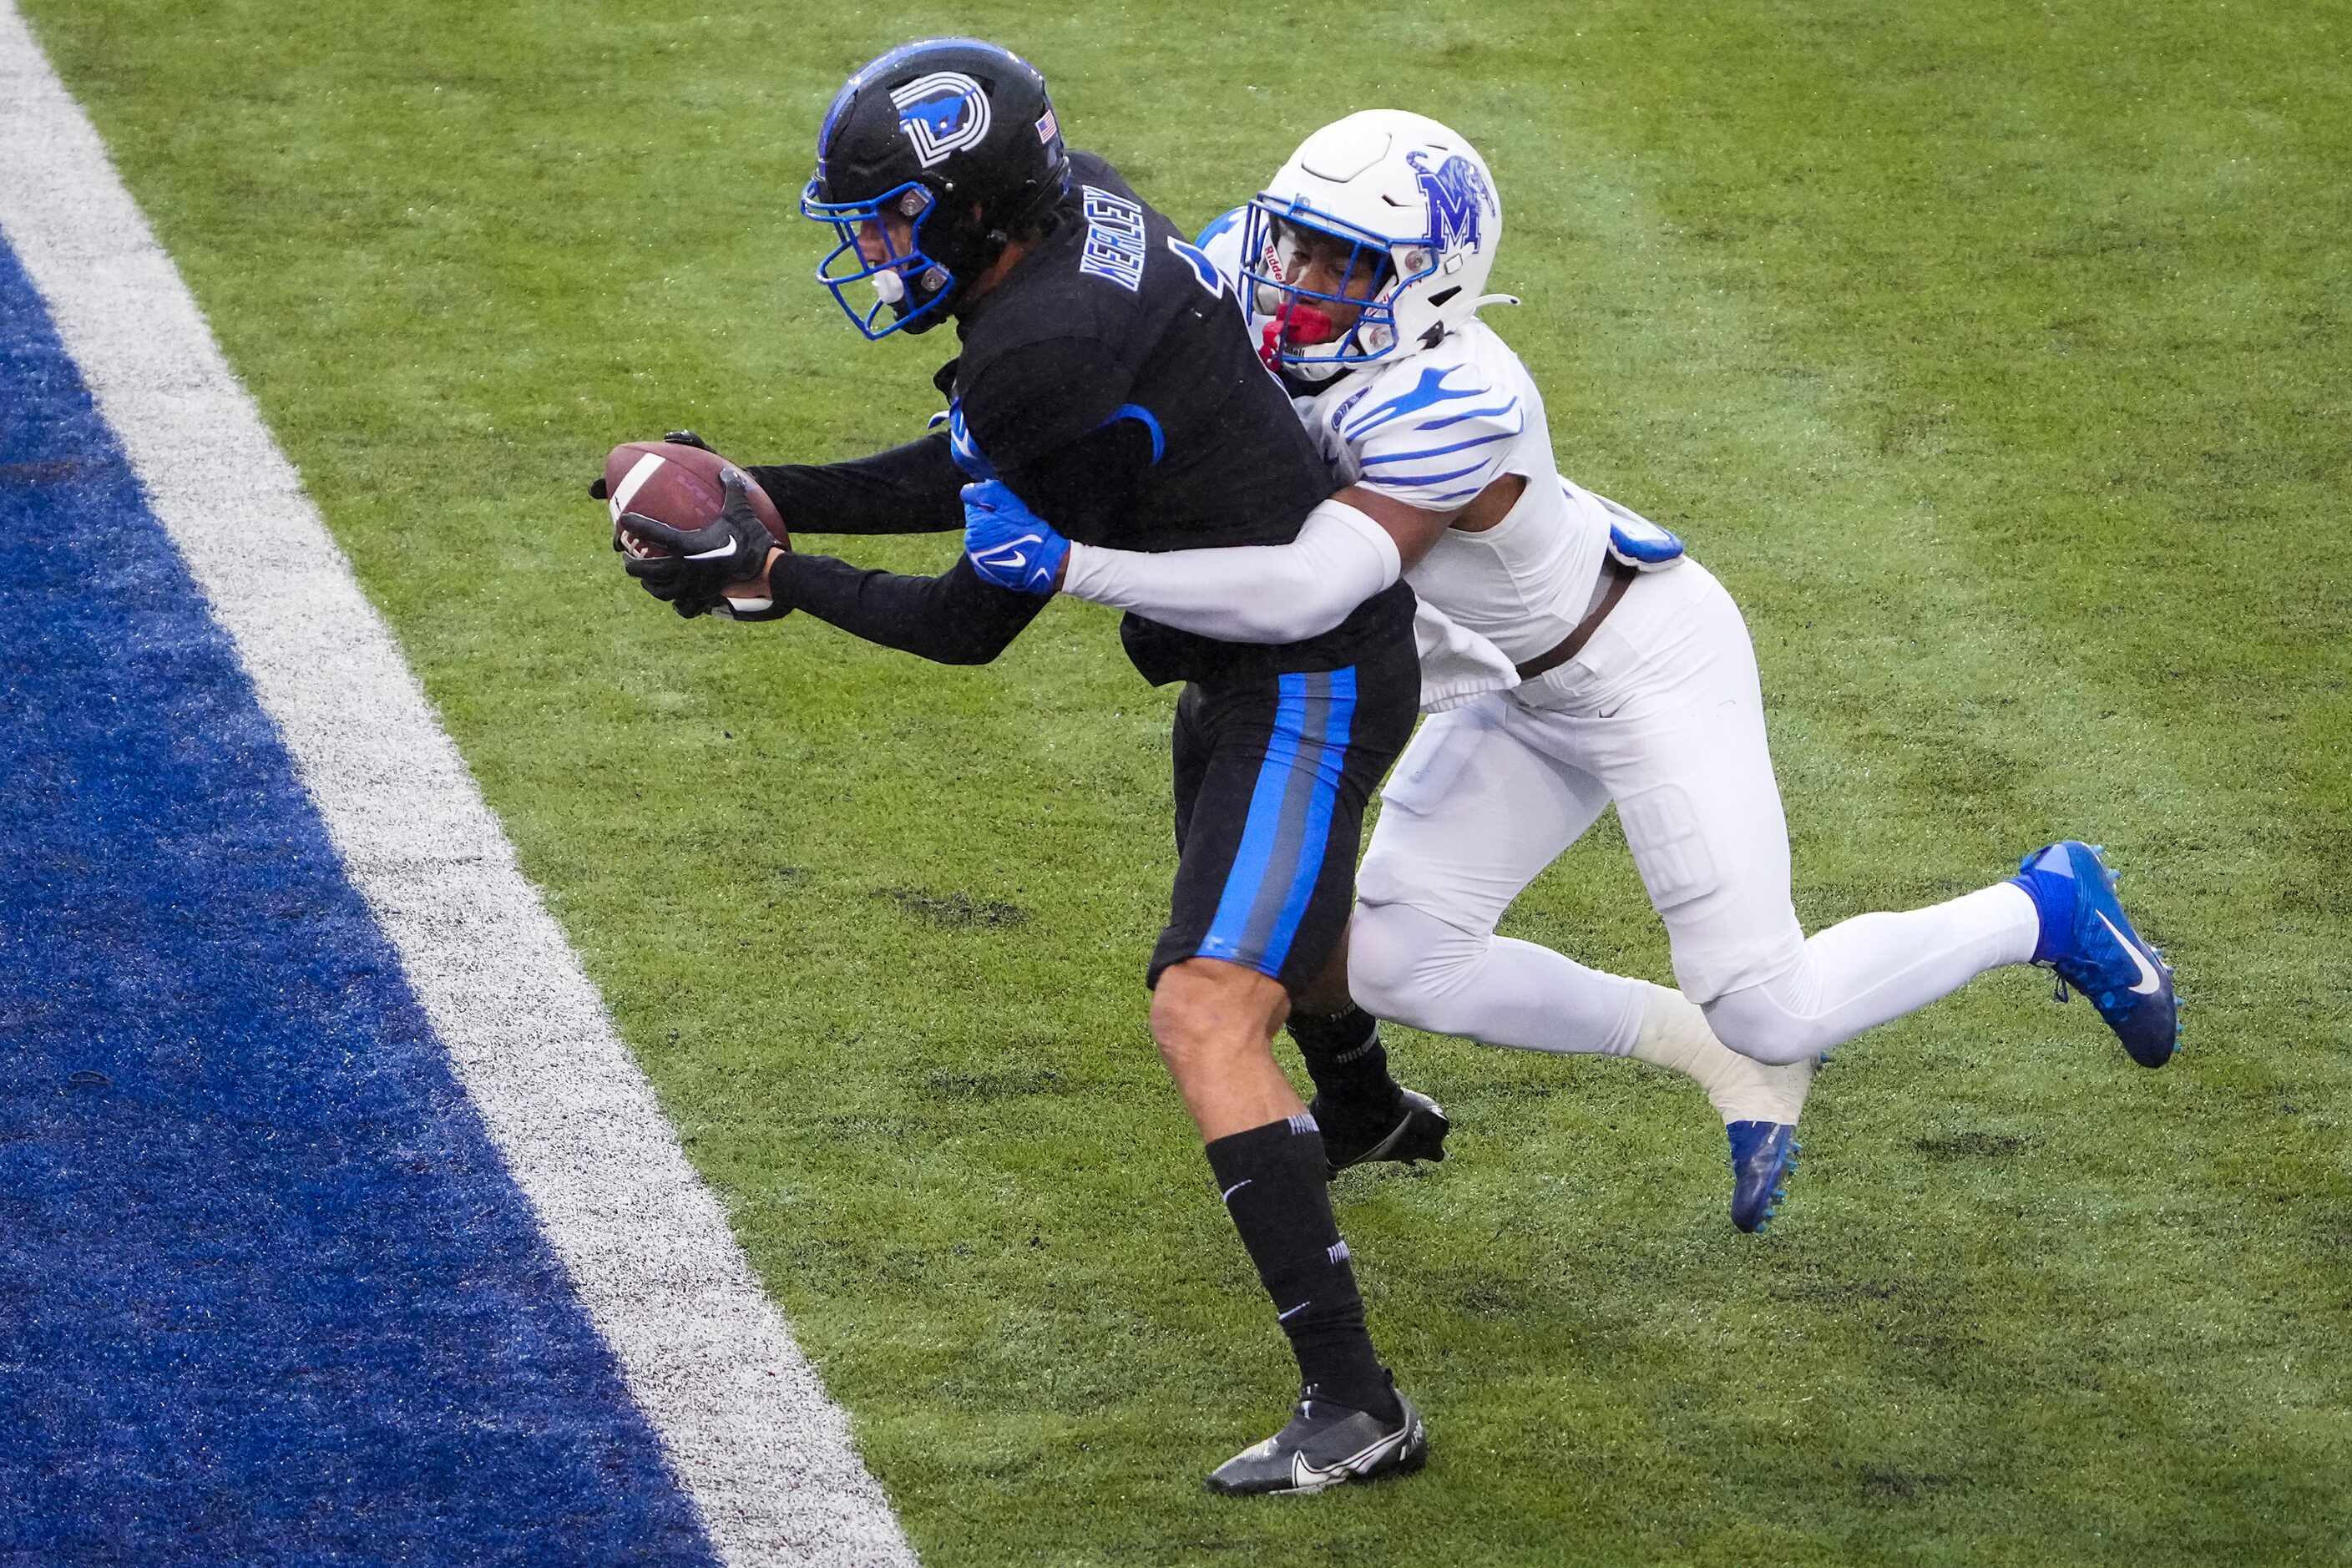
[1199,209,1611,666]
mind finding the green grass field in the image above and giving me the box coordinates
[28,0,2350,1560]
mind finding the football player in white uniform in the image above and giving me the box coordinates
[962,112,2180,1232]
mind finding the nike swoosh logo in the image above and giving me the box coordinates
[1221,1179,1252,1203]
[685,542,738,561]
[1289,1425,1410,1489]
[2097,911,2163,995]
[1277,1301,1311,1322]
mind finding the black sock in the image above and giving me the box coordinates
[1204,1114,1400,1421]
[1286,1005,1399,1114]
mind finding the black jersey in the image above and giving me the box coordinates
[950,154,1326,549]
[753,152,1414,685]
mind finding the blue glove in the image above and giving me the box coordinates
[962,479,1070,595]
[947,402,996,481]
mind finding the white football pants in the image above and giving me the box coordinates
[1351,559,2039,1065]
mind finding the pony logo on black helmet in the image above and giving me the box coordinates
[891,71,992,169]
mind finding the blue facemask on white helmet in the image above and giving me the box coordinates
[1242,109,1506,382]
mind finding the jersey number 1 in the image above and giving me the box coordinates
[1164,236,1229,301]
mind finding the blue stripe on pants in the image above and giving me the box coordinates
[1259,666,1357,974]
[1197,668,1357,977]
[1200,674,1311,966]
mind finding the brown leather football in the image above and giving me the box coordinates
[601,440,790,559]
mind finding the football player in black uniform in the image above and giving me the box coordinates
[613,38,1438,1494]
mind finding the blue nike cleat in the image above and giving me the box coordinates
[1727,1120,1798,1234]
[2012,841,2178,1068]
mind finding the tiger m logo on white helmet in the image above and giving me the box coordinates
[1405,149,1495,258]
[891,71,992,168]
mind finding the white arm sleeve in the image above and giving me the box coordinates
[1057,498,1402,643]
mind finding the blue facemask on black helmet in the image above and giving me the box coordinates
[802,38,1070,338]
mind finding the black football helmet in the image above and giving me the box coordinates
[802,38,1070,337]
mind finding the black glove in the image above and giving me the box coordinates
[620,469,787,619]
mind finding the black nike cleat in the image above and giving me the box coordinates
[1206,1385,1429,1496]
[1313,1087,1450,1178]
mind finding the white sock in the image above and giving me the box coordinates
[1628,982,1815,1124]
[1704,881,2041,1065]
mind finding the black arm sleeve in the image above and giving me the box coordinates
[767,549,1048,666]
[746,433,965,537]
[749,337,1149,666]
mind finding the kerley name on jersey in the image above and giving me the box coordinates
[1200,210,1615,666]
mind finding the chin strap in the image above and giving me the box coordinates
[1469,293,1521,311]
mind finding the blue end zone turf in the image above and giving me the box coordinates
[0,240,717,1564]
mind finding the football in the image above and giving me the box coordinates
[601,440,790,559]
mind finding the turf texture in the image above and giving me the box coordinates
[21,1,2349,1561]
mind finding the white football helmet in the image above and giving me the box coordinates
[1241,109,1505,381]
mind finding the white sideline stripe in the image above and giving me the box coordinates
[0,10,915,1565]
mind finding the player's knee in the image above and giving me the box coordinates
[1150,957,1287,1073]
[1700,981,1834,1065]
[1348,899,1488,1034]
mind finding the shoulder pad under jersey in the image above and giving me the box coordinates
[1336,340,1526,512]
[1592,490,1687,569]
[1195,205,1249,294]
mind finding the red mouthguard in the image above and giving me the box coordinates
[1258,300,1343,368]
[1277,300,1341,346]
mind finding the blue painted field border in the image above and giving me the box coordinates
[0,6,914,1564]
[0,225,717,1568]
